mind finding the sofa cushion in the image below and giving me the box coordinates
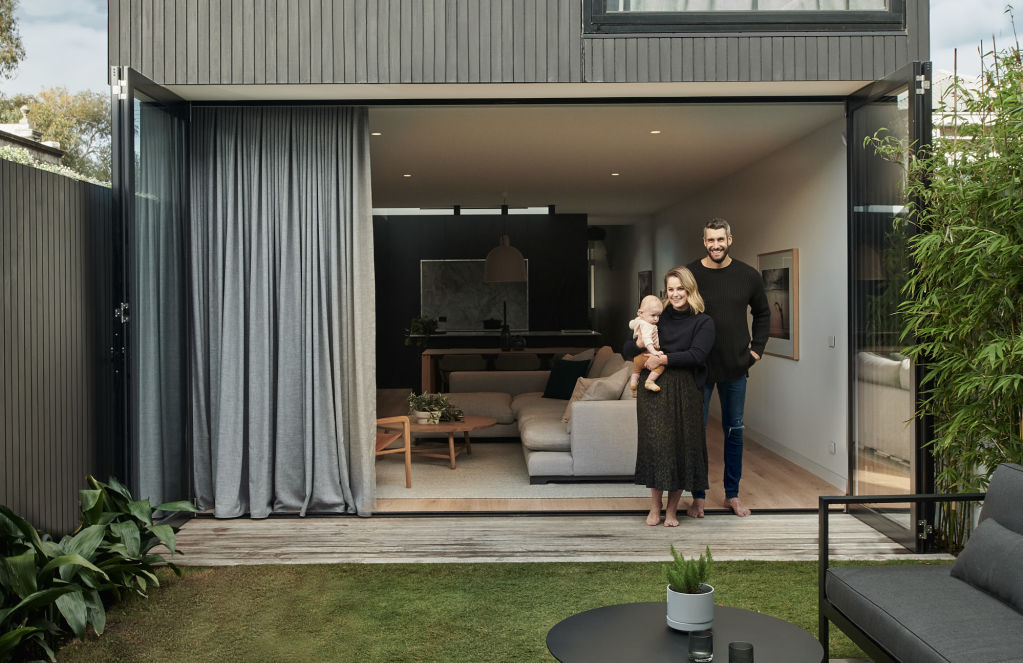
[443,392,515,425]
[563,348,595,363]
[951,517,1023,613]
[977,463,1023,535]
[827,564,1023,663]
[598,354,627,379]
[587,345,615,378]
[856,351,903,388]
[561,364,632,423]
[542,359,591,399]
[898,356,912,390]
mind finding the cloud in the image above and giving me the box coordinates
[931,0,1018,76]
[0,0,108,96]
[0,22,108,95]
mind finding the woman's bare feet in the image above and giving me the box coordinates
[646,510,661,526]
[686,498,705,518]
[663,511,679,527]
[725,497,751,517]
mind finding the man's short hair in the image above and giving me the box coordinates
[703,217,732,238]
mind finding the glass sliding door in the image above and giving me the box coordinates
[847,62,932,549]
[110,66,191,509]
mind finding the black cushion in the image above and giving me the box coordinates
[951,517,1023,613]
[827,564,1023,663]
[542,359,591,400]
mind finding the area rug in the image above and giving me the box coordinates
[374,441,651,499]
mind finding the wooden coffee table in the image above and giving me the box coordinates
[389,415,497,469]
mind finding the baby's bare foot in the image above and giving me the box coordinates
[686,498,705,519]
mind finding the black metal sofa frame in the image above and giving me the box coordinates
[818,462,1023,663]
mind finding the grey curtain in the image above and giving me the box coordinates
[189,106,376,518]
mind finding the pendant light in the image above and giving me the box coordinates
[484,205,527,283]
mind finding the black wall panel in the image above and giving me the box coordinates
[1,160,115,535]
[373,213,589,389]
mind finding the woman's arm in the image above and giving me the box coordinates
[622,334,640,360]
[665,315,716,368]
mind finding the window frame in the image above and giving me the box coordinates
[584,0,906,34]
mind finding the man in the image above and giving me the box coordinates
[687,218,770,518]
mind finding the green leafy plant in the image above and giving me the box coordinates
[407,392,464,422]
[867,44,1023,551]
[0,477,197,661]
[664,545,712,594]
[403,316,439,351]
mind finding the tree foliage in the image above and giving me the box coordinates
[868,45,1023,551]
[0,0,24,81]
[0,87,111,182]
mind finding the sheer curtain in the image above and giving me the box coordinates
[189,106,375,518]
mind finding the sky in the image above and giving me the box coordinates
[0,0,1018,96]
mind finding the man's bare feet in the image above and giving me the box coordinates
[725,497,751,517]
[664,511,679,527]
[686,498,705,519]
[646,510,661,526]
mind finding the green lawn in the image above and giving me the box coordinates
[55,560,940,662]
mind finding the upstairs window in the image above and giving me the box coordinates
[586,0,904,33]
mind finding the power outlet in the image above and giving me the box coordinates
[829,440,837,455]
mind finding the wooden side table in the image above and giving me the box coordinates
[383,415,497,469]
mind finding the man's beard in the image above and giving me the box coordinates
[707,247,729,264]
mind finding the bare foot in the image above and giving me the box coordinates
[725,497,752,517]
[646,510,661,526]
[663,512,679,527]
[686,498,705,519]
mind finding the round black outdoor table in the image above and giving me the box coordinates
[546,602,824,663]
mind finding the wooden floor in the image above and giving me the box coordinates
[172,512,949,566]
[376,388,841,513]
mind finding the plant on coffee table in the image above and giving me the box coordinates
[664,545,714,631]
[407,392,464,423]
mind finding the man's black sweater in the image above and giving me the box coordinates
[687,258,771,383]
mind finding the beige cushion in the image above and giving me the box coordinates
[562,364,632,423]
[587,345,615,378]
[442,392,515,424]
[562,348,595,363]
[598,354,627,378]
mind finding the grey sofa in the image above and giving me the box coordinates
[436,347,638,483]
[819,463,1023,663]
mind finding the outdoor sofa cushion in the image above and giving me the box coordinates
[826,564,1023,663]
[951,517,1023,613]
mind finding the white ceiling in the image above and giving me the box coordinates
[368,102,846,217]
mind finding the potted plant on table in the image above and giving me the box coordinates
[664,544,714,631]
[407,391,464,424]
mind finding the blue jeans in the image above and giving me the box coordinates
[691,375,747,500]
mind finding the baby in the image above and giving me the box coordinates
[628,294,666,395]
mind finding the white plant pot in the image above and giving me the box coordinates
[666,584,714,631]
[412,410,441,424]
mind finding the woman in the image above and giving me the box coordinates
[623,267,715,527]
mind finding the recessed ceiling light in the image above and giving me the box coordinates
[371,131,382,136]
[402,173,413,178]
[610,172,620,177]
[649,130,661,134]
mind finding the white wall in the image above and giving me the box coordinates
[650,116,849,489]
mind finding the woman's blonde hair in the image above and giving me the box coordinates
[662,266,705,314]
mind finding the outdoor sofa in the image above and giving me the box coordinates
[818,462,1023,663]
[426,346,637,483]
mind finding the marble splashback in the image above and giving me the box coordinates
[420,259,528,331]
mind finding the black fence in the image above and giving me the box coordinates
[1,159,117,535]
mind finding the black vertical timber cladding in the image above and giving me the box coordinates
[106,1,928,87]
[373,214,589,389]
[1,160,115,535]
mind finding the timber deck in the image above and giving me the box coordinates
[173,512,948,566]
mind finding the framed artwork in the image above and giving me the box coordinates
[638,270,653,300]
[757,248,799,360]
